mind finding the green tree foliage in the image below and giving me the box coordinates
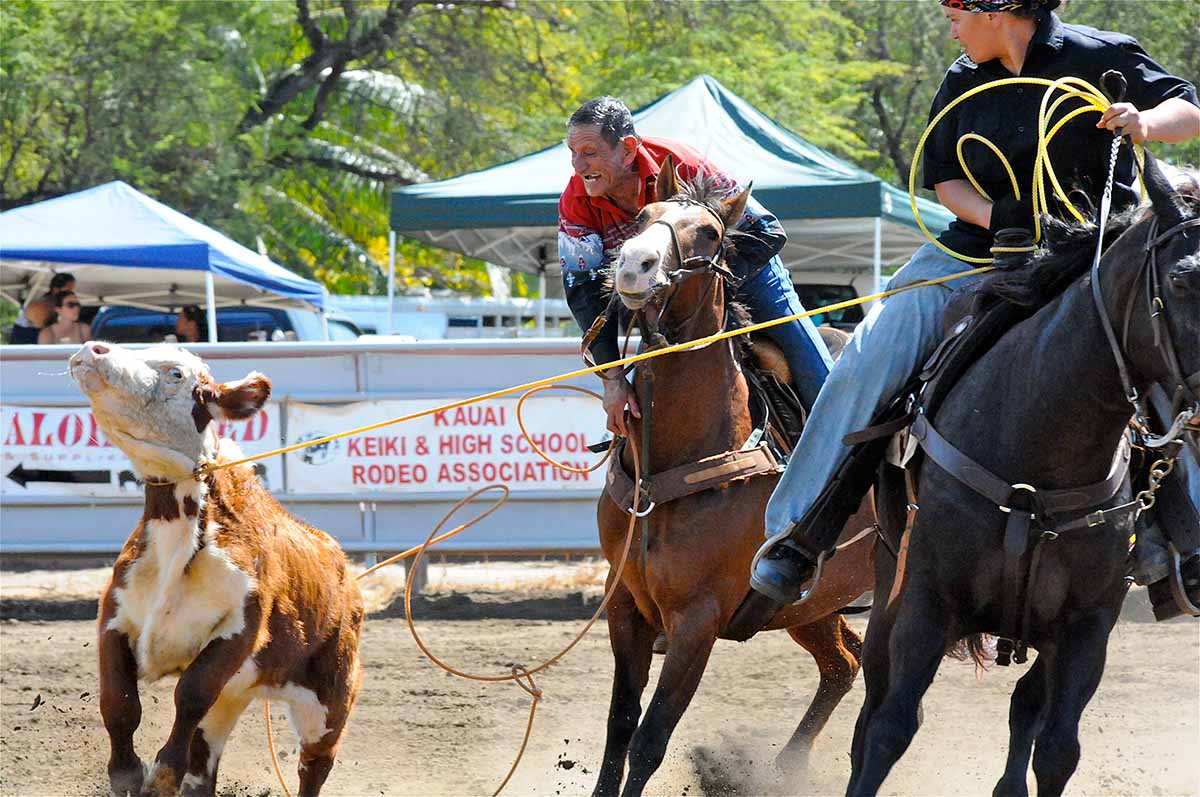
[2,0,1196,300]
[847,0,1199,185]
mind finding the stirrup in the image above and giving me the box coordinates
[1167,543,1200,618]
[793,547,832,606]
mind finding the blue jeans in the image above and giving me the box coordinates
[738,256,833,411]
[764,243,984,540]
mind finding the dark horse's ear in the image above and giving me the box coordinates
[656,155,678,203]
[1142,149,1186,228]
[721,182,752,229]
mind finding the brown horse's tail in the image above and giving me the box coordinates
[946,633,993,671]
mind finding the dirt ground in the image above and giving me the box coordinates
[0,574,1197,797]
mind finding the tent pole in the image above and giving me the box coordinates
[873,217,883,301]
[387,230,396,335]
[536,265,546,336]
[204,272,218,342]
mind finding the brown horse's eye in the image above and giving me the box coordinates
[699,224,719,241]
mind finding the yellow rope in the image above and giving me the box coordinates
[198,265,994,478]
[907,75,1133,264]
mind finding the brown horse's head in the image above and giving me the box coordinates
[613,157,750,326]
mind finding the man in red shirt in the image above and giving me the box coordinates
[559,96,833,436]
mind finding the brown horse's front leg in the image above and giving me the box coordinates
[620,600,721,797]
[99,624,145,797]
[594,581,657,797]
[142,603,260,796]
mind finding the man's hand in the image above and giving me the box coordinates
[1097,102,1150,143]
[602,370,640,436]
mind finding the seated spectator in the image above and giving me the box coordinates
[37,291,90,345]
[10,272,75,344]
[174,305,209,343]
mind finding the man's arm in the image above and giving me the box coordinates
[558,216,640,436]
[729,195,787,274]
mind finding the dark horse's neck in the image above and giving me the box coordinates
[628,287,753,473]
[938,245,1146,488]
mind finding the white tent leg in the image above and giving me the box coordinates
[204,272,218,342]
[872,217,883,302]
[537,266,546,336]
[387,230,396,335]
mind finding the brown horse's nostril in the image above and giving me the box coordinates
[90,343,110,356]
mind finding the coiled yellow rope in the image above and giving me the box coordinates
[909,75,1141,263]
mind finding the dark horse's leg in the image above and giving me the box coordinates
[776,614,863,771]
[992,655,1050,797]
[848,580,951,797]
[620,599,721,797]
[593,581,657,797]
[1031,610,1114,797]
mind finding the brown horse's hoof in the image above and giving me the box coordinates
[721,590,783,642]
[652,631,669,655]
[108,762,146,797]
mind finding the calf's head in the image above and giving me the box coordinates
[69,342,270,480]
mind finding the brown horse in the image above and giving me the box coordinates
[592,164,877,797]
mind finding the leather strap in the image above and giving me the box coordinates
[605,438,782,513]
[910,413,1130,520]
[843,413,914,446]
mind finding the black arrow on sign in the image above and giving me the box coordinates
[6,464,111,488]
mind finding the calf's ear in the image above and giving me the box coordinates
[207,372,272,421]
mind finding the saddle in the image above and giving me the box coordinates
[603,344,803,514]
[843,290,1141,664]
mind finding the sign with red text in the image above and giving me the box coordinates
[1,404,283,496]
[285,397,609,494]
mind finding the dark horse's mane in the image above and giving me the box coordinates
[975,206,1138,309]
[977,171,1200,310]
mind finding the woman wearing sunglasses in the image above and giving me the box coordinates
[37,292,91,345]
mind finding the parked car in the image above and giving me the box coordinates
[89,306,362,343]
[792,283,867,332]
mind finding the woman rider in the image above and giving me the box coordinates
[751,0,1200,618]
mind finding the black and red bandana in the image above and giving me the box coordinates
[940,0,1059,12]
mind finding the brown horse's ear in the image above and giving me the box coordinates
[721,182,752,228]
[656,155,678,203]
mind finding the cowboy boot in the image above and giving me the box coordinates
[750,537,821,604]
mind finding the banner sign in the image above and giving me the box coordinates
[1,404,283,496]
[285,397,609,494]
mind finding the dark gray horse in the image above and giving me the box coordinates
[849,152,1200,797]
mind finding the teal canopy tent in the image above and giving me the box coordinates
[389,75,953,331]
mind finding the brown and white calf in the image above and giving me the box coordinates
[70,342,363,797]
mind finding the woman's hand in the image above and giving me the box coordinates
[1097,102,1150,143]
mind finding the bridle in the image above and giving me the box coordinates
[1092,208,1200,449]
[638,196,740,349]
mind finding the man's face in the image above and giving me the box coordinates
[942,6,1002,64]
[567,124,636,199]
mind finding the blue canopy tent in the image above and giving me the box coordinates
[389,75,953,332]
[0,181,325,341]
